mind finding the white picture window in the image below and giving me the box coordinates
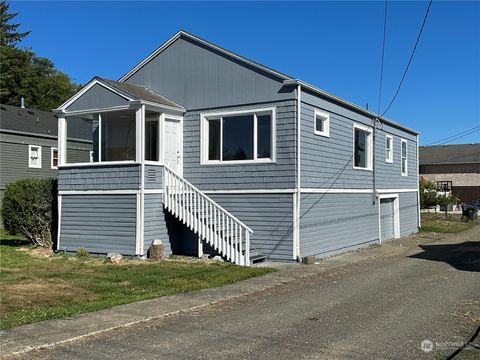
[401,139,408,176]
[385,135,393,163]
[353,123,373,170]
[51,147,58,169]
[28,145,42,168]
[201,107,276,164]
[314,109,330,137]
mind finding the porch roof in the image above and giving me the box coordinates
[95,77,185,111]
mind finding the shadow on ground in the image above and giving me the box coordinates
[409,242,480,272]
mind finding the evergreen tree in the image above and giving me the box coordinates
[0,1,30,47]
[0,1,79,111]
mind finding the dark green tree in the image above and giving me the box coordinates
[0,1,79,111]
[0,0,30,46]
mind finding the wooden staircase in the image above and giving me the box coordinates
[163,166,256,266]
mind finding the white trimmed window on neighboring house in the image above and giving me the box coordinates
[89,150,94,163]
[51,147,58,169]
[401,139,408,176]
[314,109,330,137]
[386,135,393,163]
[201,107,276,164]
[353,123,373,170]
[28,145,42,168]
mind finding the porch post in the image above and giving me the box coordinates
[58,116,67,165]
[135,106,146,256]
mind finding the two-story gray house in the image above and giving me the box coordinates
[0,104,92,219]
[53,31,420,265]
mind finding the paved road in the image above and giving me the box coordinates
[16,227,480,360]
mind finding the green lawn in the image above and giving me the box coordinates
[0,230,274,329]
[420,212,478,233]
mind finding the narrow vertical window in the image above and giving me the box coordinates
[314,110,330,137]
[386,135,393,163]
[51,147,58,169]
[256,114,272,159]
[28,145,42,168]
[401,139,408,176]
[208,119,221,161]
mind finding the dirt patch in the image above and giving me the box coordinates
[1,280,96,312]
[16,246,54,258]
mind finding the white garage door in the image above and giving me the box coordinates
[380,198,395,241]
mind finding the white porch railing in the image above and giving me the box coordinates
[163,166,252,266]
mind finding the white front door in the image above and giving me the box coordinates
[163,117,183,176]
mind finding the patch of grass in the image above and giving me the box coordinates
[420,212,478,233]
[0,230,275,329]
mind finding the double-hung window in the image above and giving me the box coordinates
[28,145,42,168]
[401,139,408,176]
[314,109,330,137]
[353,124,373,170]
[51,147,58,169]
[202,108,275,164]
[385,135,393,163]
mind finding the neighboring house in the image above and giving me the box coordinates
[419,143,480,202]
[0,104,93,218]
[53,31,419,265]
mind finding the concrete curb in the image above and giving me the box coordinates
[0,264,322,358]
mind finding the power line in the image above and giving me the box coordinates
[380,0,433,117]
[425,125,480,146]
[377,0,388,115]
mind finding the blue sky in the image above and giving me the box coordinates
[10,1,480,145]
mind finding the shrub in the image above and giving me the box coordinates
[76,247,89,257]
[1,178,57,247]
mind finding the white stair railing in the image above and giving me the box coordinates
[163,166,252,266]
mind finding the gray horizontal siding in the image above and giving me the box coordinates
[300,193,379,257]
[183,100,297,191]
[66,83,128,112]
[399,192,419,236]
[59,195,137,255]
[144,194,171,255]
[300,101,418,189]
[0,134,91,189]
[58,164,140,191]
[207,193,293,261]
[125,36,295,110]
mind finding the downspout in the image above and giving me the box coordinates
[295,84,302,261]
[372,118,378,205]
[416,134,421,229]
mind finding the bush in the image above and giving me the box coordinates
[76,247,89,257]
[419,178,458,209]
[1,178,57,247]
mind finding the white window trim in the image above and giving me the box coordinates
[385,135,393,163]
[401,138,408,176]
[28,145,42,168]
[313,109,330,137]
[51,147,58,169]
[200,107,276,165]
[352,123,373,171]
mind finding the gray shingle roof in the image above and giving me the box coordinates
[0,104,91,140]
[419,144,480,165]
[96,77,185,110]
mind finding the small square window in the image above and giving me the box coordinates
[385,135,393,163]
[28,145,42,168]
[51,147,58,169]
[314,110,330,137]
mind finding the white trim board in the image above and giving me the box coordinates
[59,190,140,195]
[301,188,418,194]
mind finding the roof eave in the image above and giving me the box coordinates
[284,79,419,136]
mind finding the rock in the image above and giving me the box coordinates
[148,240,165,260]
[106,252,123,264]
[302,255,316,265]
[211,256,223,262]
